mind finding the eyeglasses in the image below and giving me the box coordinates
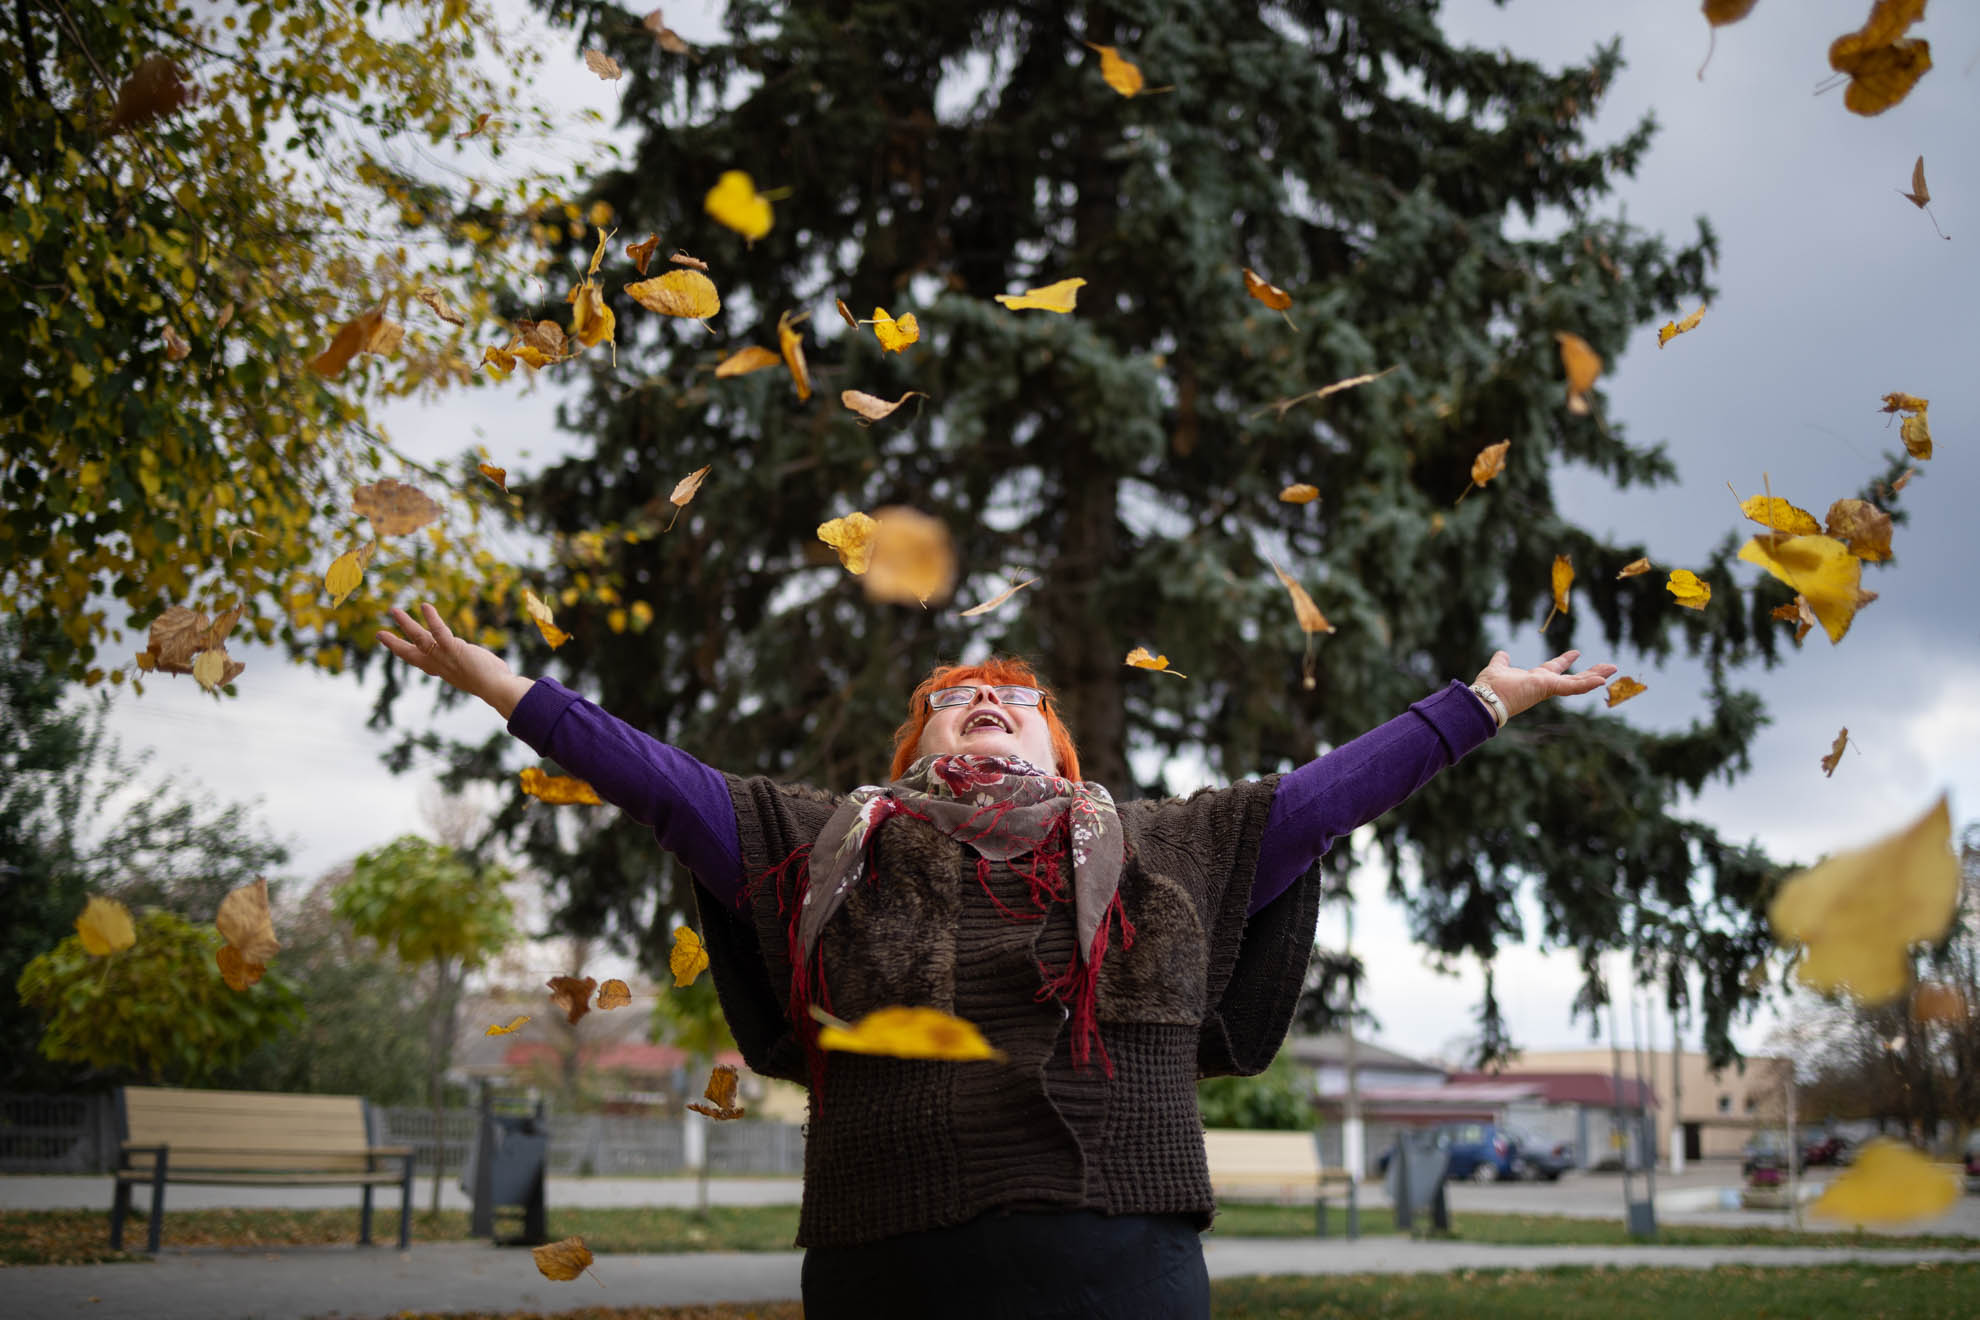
[927,684,1044,711]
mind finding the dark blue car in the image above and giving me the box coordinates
[1441,1122,1571,1183]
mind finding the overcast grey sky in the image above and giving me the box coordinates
[101,0,1977,1063]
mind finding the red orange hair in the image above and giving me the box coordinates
[888,656,1081,782]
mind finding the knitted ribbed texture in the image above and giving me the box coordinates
[709,771,1316,1248]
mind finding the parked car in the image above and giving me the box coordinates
[1800,1132,1852,1167]
[1442,1122,1571,1183]
[1741,1131,1803,1177]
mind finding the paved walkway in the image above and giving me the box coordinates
[0,1174,805,1212]
[6,1238,1978,1320]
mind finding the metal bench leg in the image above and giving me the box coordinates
[110,1178,130,1250]
[360,1184,374,1245]
[146,1151,168,1253]
[398,1155,414,1249]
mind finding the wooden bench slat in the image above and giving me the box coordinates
[114,1170,407,1186]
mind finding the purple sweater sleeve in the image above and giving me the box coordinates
[1249,680,1497,916]
[507,678,746,908]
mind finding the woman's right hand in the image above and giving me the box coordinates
[380,603,534,719]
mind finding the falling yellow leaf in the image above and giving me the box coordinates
[1769,794,1957,1005]
[704,169,773,241]
[777,308,810,400]
[571,284,616,354]
[1241,267,1294,326]
[1828,0,1932,117]
[596,979,633,1010]
[958,577,1040,618]
[1811,1139,1960,1226]
[810,1003,1006,1062]
[686,1063,745,1120]
[352,479,442,538]
[1279,484,1320,505]
[1739,495,1822,536]
[76,897,136,957]
[1616,557,1652,579]
[1656,305,1706,347]
[865,506,957,606]
[519,767,603,805]
[625,233,661,275]
[486,1016,531,1036]
[362,317,405,357]
[817,512,879,574]
[1606,676,1647,707]
[417,287,466,326]
[714,346,781,378]
[841,389,927,424]
[870,307,920,352]
[1825,499,1892,562]
[309,306,385,378]
[1880,391,1928,414]
[1900,412,1931,460]
[1555,332,1602,414]
[216,877,281,964]
[522,589,570,649]
[477,463,508,492]
[1454,439,1512,507]
[215,944,265,991]
[662,465,711,531]
[1822,727,1849,778]
[1124,646,1186,678]
[995,277,1086,313]
[1666,568,1712,611]
[1083,43,1145,97]
[627,269,720,320]
[1269,559,1335,635]
[547,975,596,1025]
[162,325,191,361]
[531,1236,596,1283]
[1703,1,1758,26]
[324,543,375,608]
[1737,534,1868,643]
[1542,554,1573,631]
[190,648,231,693]
[670,926,709,988]
[582,49,621,80]
[481,343,517,379]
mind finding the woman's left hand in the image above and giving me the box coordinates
[1474,649,1619,721]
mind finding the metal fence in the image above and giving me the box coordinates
[0,1092,117,1173]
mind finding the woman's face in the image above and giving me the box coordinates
[915,683,1059,772]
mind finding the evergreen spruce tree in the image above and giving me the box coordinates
[423,0,1909,1059]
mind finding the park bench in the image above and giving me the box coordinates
[1203,1128,1352,1234]
[110,1085,415,1252]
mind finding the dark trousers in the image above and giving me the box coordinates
[801,1210,1209,1319]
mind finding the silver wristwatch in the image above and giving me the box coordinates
[1468,680,1509,729]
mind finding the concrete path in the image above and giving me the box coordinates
[5,1238,1977,1320]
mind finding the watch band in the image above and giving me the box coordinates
[1469,680,1509,729]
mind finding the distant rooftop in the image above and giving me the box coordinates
[1283,1032,1445,1075]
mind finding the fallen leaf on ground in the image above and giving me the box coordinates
[1657,306,1706,347]
[522,589,570,649]
[1822,727,1850,777]
[547,976,597,1025]
[1666,569,1712,611]
[352,479,442,538]
[583,49,621,81]
[531,1236,596,1282]
[841,389,926,424]
[1769,794,1957,1005]
[1279,484,1320,505]
[1738,534,1867,643]
[865,506,956,606]
[596,979,633,1010]
[704,170,773,241]
[687,1063,745,1120]
[486,1016,531,1036]
[670,926,709,988]
[627,269,720,320]
[1616,558,1652,579]
[216,944,265,991]
[811,1004,1006,1061]
[76,897,136,957]
[777,309,810,399]
[995,278,1085,313]
[1810,1138,1960,1225]
[519,767,604,805]
[817,512,879,574]
[714,346,781,378]
[958,577,1039,618]
[1606,676,1647,707]
[1083,43,1145,97]
[216,877,281,963]
[1555,332,1601,414]
[1124,647,1186,678]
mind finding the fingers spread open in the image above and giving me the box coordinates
[419,601,456,645]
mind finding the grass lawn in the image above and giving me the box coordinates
[351,1263,1980,1320]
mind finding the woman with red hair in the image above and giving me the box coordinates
[382,602,1612,1318]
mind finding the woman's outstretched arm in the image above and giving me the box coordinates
[379,603,746,903]
[1249,649,1617,915]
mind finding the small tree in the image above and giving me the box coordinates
[17,909,302,1085]
[1196,1053,1313,1132]
[334,835,515,1213]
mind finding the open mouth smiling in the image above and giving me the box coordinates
[962,710,1013,735]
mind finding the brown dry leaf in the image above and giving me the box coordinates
[670,250,708,271]
[362,317,405,357]
[670,926,709,987]
[485,1015,531,1036]
[1656,305,1706,348]
[1740,495,1822,536]
[1822,727,1850,778]
[778,309,811,400]
[583,49,622,81]
[715,346,782,378]
[519,767,603,806]
[626,269,721,320]
[143,604,243,675]
[841,389,927,424]
[596,979,633,1011]
[1606,676,1648,707]
[662,465,711,531]
[1256,366,1397,421]
[477,462,508,492]
[522,588,571,649]
[310,306,385,378]
[1912,982,1969,1024]
[1901,154,1929,207]
[107,54,195,133]
[1825,499,1893,562]
[1555,332,1602,414]
[811,1004,1007,1062]
[686,1063,746,1120]
[817,512,879,574]
[1456,439,1512,505]
[958,577,1040,618]
[352,479,442,538]
[417,287,466,327]
[834,298,858,329]
[865,506,956,606]
[215,944,265,992]
[643,9,690,54]
[162,325,191,361]
[76,896,136,957]
[1083,43,1145,97]
[625,234,661,275]
[1772,595,1819,645]
[531,1236,595,1283]
[1124,646,1187,678]
[1880,391,1928,414]
[455,111,494,140]
[1241,267,1293,312]
[1828,0,1932,116]
[1270,558,1335,634]
[1542,554,1573,632]
[1703,0,1759,23]
[1279,484,1321,505]
[325,543,376,608]
[216,877,281,964]
[1617,557,1653,579]
[520,319,568,361]
[994,277,1085,313]
[547,975,597,1025]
